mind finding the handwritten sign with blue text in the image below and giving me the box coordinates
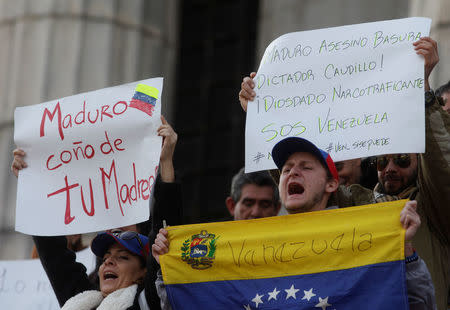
[245,17,431,172]
[14,78,163,235]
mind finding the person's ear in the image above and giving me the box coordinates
[325,178,339,193]
[225,197,236,216]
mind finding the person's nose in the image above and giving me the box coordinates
[103,256,116,266]
[250,205,263,217]
[289,166,301,177]
[384,158,397,173]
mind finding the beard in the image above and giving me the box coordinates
[379,168,418,196]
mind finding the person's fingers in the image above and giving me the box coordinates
[159,228,169,237]
[158,126,173,134]
[250,72,256,78]
[239,88,254,101]
[13,157,27,168]
[400,211,406,226]
[155,233,169,245]
[242,77,255,94]
[407,200,417,211]
[13,148,25,156]
[158,127,169,136]
[158,127,176,139]
[414,36,437,47]
[403,214,412,229]
[414,44,434,54]
[11,155,28,177]
[11,161,22,172]
[401,201,420,242]
[154,238,169,252]
[400,201,417,227]
[152,243,164,254]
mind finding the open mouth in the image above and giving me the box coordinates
[288,182,304,195]
[103,272,118,280]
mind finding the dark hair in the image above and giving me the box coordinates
[435,80,450,98]
[230,168,279,205]
[134,252,147,269]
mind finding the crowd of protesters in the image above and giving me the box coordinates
[10,34,449,310]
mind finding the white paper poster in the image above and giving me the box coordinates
[245,17,431,172]
[14,78,163,235]
[0,248,96,310]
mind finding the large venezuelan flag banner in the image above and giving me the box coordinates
[161,200,408,309]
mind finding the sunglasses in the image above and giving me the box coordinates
[111,230,144,250]
[376,154,411,171]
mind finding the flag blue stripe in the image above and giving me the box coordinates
[166,260,408,309]
[132,91,157,105]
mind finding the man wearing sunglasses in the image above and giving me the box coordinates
[239,37,449,309]
[374,153,418,196]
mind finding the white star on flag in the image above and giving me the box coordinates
[243,305,252,310]
[268,287,280,301]
[315,296,331,310]
[285,284,300,300]
[252,293,264,308]
[302,288,316,301]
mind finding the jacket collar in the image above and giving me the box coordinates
[62,284,137,310]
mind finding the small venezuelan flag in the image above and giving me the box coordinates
[129,84,159,117]
[161,200,409,309]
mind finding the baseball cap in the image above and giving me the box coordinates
[271,137,339,182]
[91,230,150,258]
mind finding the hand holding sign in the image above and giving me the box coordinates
[11,148,27,177]
[239,72,257,112]
[158,115,177,182]
[413,37,438,91]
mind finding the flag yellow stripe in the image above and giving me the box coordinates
[161,200,406,285]
[135,84,159,99]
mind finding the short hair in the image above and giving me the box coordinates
[436,80,450,97]
[230,167,279,205]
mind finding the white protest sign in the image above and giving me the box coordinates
[245,17,431,172]
[15,78,163,235]
[0,248,95,309]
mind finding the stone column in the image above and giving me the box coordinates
[410,0,450,87]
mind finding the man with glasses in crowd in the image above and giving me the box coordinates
[239,37,449,309]
[374,154,417,196]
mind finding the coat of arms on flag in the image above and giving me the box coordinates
[161,201,409,309]
[181,230,219,269]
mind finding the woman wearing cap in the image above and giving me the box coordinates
[12,116,182,309]
[53,230,151,309]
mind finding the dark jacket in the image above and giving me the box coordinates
[336,99,449,310]
[34,178,183,309]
